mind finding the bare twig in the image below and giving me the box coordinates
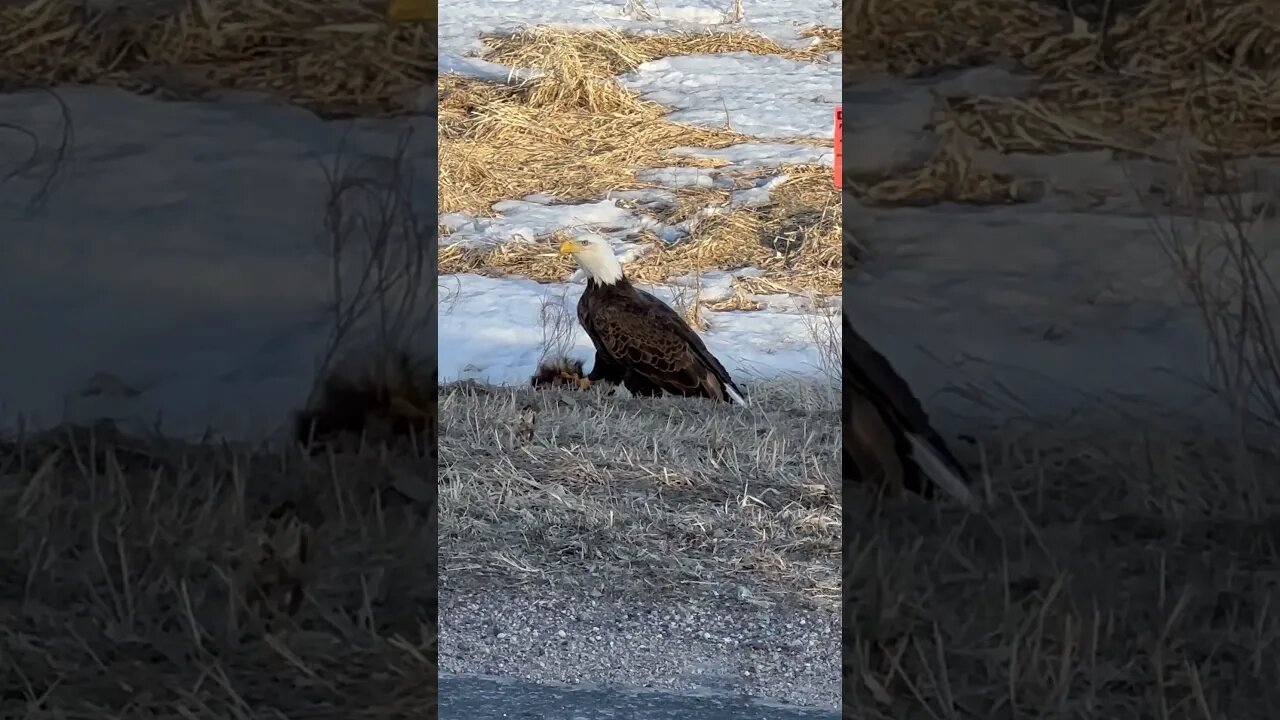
[537,287,577,367]
[313,126,432,401]
[0,86,73,213]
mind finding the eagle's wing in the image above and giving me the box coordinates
[845,314,976,505]
[577,290,626,383]
[591,286,742,401]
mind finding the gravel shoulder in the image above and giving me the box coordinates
[437,380,842,710]
[439,577,840,710]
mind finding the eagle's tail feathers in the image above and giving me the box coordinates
[724,382,747,405]
[905,433,979,509]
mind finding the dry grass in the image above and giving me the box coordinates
[437,380,840,607]
[845,418,1280,717]
[0,0,436,117]
[0,422,437,717]
[0,5,444,714]
[438,27,840,298]
[482,25,835,74]
[849,0,1280,158]
[801,24,841,55]
[0,107,439,714]
[311,126,434,396]
[437,28,775,218]
[0,85,71,211]
[630,165,841,294]
[846,0,1280,208]
[287,120,438,464]
[440,166,841,295]
[851,125,1030,207]
[802,304,841,384]
[437,71,742,217]
[1145,150,1280,436]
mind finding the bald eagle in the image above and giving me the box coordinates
[846,314,977,506]
[558,235,746,404]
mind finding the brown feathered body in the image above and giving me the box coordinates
[578,277,746,404]
[845,314,975,504]
[529,358,589,388]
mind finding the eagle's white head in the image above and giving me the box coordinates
[559,233,624,285]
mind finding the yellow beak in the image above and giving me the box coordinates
[558,240,580,255]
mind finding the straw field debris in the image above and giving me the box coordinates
[844,417,1280,716]
[846,3,1280,714]
[850,125,1034,207]
[440,167,841,296]
[0,0,437,117]
[0,421,438,718]
[437,379,841,607]
[846,0,1280,205]
[438,26,840,301]
[440,26,834,207]
[800,24,840,54]
[1146,150,1280,437]
[0,85,72,211]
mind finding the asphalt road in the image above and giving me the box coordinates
[439,675,841,720]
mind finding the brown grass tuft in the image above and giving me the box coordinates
[437,233,574,280]
[438,26,835,216]
[849,0,1280,158]
[441,166,839,296]
[0,0,436,117]
[845,417,1280,716]
[801,25,841,54]
[0,422,437,717]
[437,72,748,217]
[631,165,841,295]
[851,126,1031,207]
[438,380,840,605]
[484,26,834,75]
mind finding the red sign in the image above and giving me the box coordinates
[834,106,842,189]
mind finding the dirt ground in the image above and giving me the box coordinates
[0,423,438,718]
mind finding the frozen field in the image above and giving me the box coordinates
[436,0,840,388]
[0,87,436,438]
[847,62,1280,432]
